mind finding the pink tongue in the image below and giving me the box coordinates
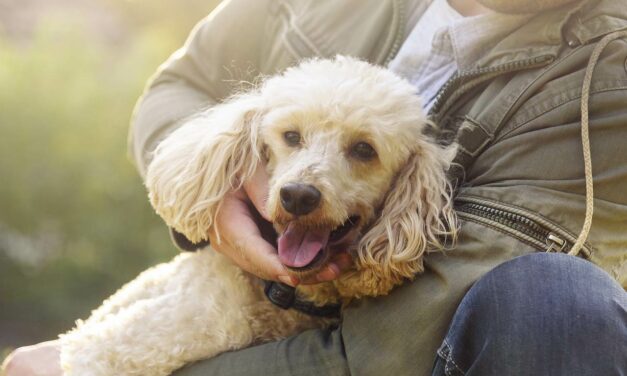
[278,223,330,268]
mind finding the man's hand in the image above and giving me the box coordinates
[2,340,62,376]
[208,166,352,286]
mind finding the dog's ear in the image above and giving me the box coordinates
[356,141,457,285]
[145,94,265,244]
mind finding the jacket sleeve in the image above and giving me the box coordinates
[128,0,275,178]
[171,221,538,376]
[168,222,536,376]
[174,326,351,376]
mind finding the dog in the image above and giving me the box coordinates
[59,57,457,375]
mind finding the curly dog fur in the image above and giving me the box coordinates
[59,57,457,375]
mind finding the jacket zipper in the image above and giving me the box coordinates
[429,55,555,119]
[455,197,592,258]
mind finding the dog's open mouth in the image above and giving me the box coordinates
[278,216,360,271]
[329,216,360,243]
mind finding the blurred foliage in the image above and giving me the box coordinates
[0,0,220,356]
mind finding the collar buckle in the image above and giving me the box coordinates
[263,280,342,318]
[264,280,296,310]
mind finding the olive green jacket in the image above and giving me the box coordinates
[129,0,627,374]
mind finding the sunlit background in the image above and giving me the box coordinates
[0,0,221,360]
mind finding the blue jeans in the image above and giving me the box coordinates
[432,253,627,376]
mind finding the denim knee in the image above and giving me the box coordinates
[433,253,627,376]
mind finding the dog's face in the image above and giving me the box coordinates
[262,109,409,277]
[255,58,433,278]
[147,57,455,288]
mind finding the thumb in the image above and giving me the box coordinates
[242,163,271,221]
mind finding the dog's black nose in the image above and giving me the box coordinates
[280,183,321,215]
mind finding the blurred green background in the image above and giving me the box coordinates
[0,0,220,360]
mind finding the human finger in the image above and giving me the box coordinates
[242,163,271,221]
[2,340,62,376]
[210,192,296,286]
[300,252,354,284]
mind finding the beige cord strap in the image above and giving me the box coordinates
[569,30,627,256]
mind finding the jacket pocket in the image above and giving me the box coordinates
[455,195,592,258]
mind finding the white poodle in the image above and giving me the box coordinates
[59,57,457,375]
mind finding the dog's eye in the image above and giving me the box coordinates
[351,142,377,161]
[283,131,301,147]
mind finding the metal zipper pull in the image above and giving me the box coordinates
[545,233,566,253]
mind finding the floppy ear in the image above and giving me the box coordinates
[145,94,265,244]
[354,141,457,292]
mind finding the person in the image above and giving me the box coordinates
[3,0,626,375]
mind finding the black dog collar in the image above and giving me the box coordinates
[264,280,341,318]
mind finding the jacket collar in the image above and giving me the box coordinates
[468,0,627,72]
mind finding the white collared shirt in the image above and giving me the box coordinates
[388,0,532,111]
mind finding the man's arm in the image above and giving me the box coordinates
[175,326,350,376]
[173,220,539,376]
[129,0,327,283]
[129,0,276,178]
